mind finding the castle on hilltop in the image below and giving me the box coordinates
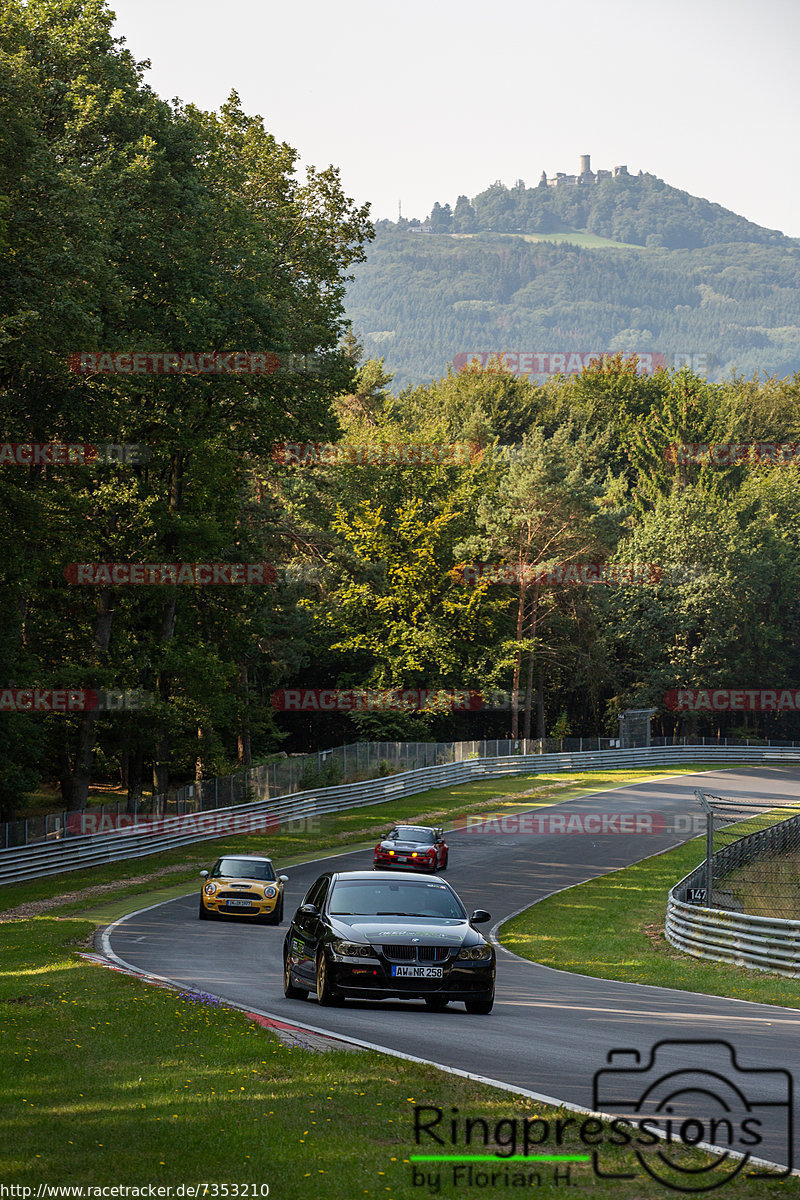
[540,155,632,187]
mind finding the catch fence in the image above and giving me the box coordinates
[5,734,797,851]
[3,743,800,886]
[666,788,800,975]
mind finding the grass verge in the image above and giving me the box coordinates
[2,916,795,1197]
[500,835,800,1008]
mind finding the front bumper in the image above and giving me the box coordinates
[372,853,437,870]
[201,894,279,917]
[328,957,494,999]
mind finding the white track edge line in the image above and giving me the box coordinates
[96,766,800,1175]
[98,911,796,1177]
[489,837,800,1015]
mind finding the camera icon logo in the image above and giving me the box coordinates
[592,1039,792,1192]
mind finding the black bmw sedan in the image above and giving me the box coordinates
[282,870,495,1013]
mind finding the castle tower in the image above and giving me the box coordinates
[578,154,595,184]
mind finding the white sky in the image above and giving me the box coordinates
[109,0,800,236]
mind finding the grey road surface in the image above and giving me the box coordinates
[107,767,800,1173]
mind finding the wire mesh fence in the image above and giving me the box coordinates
[3,737,552,849]
[699,791,800,918]
[5,733,797,851]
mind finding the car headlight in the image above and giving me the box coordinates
[204,883,217,896]
[331,939,374,958]
[457,945,492,960]
[263,886,277,898]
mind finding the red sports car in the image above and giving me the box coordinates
[373,824,448,872]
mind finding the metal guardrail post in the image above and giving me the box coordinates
[695,789,714,902]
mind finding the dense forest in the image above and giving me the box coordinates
[3,1,800,823]
[346,174,800,390]
[0,0,372,818]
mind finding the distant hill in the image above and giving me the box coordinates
[459,171,794,248]
[345,171,800,390]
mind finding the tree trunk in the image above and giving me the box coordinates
[57,727,76,811]
[151,454,183,798]
[70,713,98,811]
[511,574,526,739]
[237,662,251,766]
[238,729,251,768]
[126,745,145,814]
[195,726,206,783]
[522,585,540,743]
[522,649,535,741]
[536,669,546,738]
[61,588,115,810]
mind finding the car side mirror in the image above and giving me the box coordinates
[200,870,209,878]
[470,909,491,924]
[299,902,318,915]
[278,875,288,883]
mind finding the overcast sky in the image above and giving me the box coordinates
[110,0,799,237]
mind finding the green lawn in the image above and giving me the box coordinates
[455,230,643,249]
[519,231,642,249]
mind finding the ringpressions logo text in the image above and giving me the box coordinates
[408,1039,793,1192]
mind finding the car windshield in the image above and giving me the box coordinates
[390,827,435,844]
[329,879,464,919]
[212,858,275,881]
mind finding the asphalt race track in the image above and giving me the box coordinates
[106,767,800,1172]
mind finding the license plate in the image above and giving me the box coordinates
[391,965,443,978]
[226,899,254,908]
[396,856,408,862]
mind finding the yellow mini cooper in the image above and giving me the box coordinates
[199,854,288,924]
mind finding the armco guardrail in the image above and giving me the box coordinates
[3,743,800,887]
[6,734,797,850]
[665,810,800,977]
[1,737,604,849]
